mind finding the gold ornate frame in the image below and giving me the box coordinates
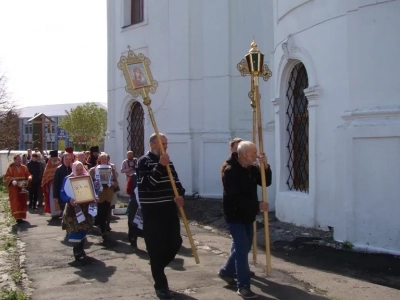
[69,175,96,204]
[117,46,159,99]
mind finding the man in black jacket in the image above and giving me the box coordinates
[137,133,184,300]
[27,153,43,209]
[218,141,272,299]
[52,153,72,216]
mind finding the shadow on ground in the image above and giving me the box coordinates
[251,275,329,300]
[184,198,400,291]
[68,256,116,283]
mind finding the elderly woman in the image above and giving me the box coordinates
[60,161,97,260]
[89,153,118,240]
[4,155,31,222]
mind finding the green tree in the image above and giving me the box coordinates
[58,102,107,150]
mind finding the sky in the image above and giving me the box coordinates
[0,0,107,107]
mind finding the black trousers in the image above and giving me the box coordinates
[142,205,182,290]
[28,183,40,208]
[97,201,111,234]
[128,196,143,241]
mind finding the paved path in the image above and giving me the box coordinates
[19,209,329,300]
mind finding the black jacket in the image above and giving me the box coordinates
[222,153,272,223]
[27,160,43,185]
[52,164,72,199]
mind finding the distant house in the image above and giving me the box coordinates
[18,102,107,151]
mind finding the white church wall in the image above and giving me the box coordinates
[334,0,400,255]
[107,0,193,193]
[272,0,400,254]
[347,0,400,109]
[335,122,400,255]
[108,0,275,203]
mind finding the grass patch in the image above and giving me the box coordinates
[1,237,16,251]
[11,268,22,283]
[0,287,27,300]
[0,193,27,300]
[341,240,354,251]
[0,177,8,198]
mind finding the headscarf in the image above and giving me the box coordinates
[71,161,88,177]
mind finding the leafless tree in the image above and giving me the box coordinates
[0,72,19,150]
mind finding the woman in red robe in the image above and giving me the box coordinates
[4,154,31,222]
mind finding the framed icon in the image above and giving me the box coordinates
[117,46,158,99]
[69,175,96,204]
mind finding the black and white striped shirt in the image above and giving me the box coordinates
[137,151,185,205]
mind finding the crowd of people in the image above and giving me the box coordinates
[4,135,272,299]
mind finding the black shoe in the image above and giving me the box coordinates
[73,246,85,261]
[106,226,112,232]
[155,289,174,299]
[217,271,237,286]
[130,238,138,250]
[233,271,255,278]
[237,286,258,299]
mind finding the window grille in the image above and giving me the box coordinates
[286,63,309,192]
[127,101,145,159]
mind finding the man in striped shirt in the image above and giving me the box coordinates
[137,133,184,299]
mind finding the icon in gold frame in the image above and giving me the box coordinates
[69,175,96,205]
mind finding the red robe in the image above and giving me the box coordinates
[41,157,61,215]
[4,164,31,220]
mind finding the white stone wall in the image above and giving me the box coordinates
[0,151,26,178]
[106,0,276,208]
[107,0,400,254]
[273,0,400,254]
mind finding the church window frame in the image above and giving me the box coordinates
[286,62,309,193]
[126,101,145,159]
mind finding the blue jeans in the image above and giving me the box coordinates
[220,222,253,288]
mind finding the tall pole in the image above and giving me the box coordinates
[237,39,273,273]
[142,89,200,264]
[250,82,258,264]
[118,47,200,264]
[253,76,272,274]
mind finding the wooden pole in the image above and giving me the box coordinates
[253,77,272,274]
[250,81,258,264]
[142,90,200,264]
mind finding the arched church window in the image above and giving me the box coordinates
[127,101,144,158]
[286,63,309,192]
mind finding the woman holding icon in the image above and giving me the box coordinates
[60,161,98,261]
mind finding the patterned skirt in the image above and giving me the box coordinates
[62,203,94,242]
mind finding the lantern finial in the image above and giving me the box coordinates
[249,38,260,53]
